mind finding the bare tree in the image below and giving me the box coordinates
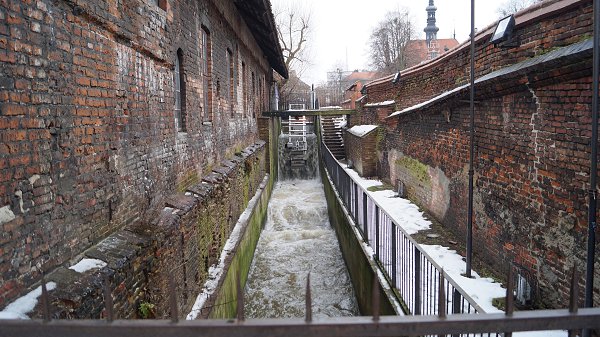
[271,1,313,109]
[272,1,312,76]
[497,0,544,17]
[368,9,415,74]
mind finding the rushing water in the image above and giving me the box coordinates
[244,179,359,318]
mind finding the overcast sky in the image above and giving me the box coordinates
[271,0,511,85]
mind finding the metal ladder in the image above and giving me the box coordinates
[287,116,307,151]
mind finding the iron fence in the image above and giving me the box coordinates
[321,141,487,316]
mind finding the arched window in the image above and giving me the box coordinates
[174,48,186,132]
[227,48,234,117]
[201,27,212,122]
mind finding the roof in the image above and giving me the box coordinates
[388,37,593,118]
[234,0,288,78]
[343,71,381,82]
[405,39,459,68]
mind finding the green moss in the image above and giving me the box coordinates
[367,183,394,192]
[177,170,199,192]
[492,297,505,311]
[375,128,385,151]
[395,156,431,187]
[208,175,272,319]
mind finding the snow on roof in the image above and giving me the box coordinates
[388,84,469,118]
[69,258,107,273]
[356,95,366,102]
[319,106,343,110]
[364,100,395,107]
[348,125,378,137]
[0,282,57,319]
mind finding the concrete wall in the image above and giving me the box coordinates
[360,0,598,308]
[320,163,403,316]
[0,0,274,309]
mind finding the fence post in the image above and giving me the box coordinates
[414,247,421,315]
[363,192,368,241]
[391,223,397,287]
[354,183,359,222]
[452,289,461,314]
[451,289,461,337]
[375,205,380,260]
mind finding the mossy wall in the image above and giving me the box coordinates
[208,176,273,318]
[320,165,402,316]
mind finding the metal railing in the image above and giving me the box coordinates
[321,141,486,316]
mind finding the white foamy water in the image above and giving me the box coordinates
[244,179,359,318]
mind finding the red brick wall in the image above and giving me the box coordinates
[0,0,274,309]
[344,130,378,178]
[366,0,598,308]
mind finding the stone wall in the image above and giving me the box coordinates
[0,0,275,310]
[361,0,598,308]
[28,142,266,319]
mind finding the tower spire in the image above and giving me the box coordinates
[424,0,439,46]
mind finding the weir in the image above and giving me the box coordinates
[244,179,359,318]
[246,113,358,318]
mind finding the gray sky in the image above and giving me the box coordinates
[271,0,510,85]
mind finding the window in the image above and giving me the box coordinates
[251,71,256,117]
[152,0,167,11]
[242,61,247,117]
[227,48,234,116]
[201,27,212,122]
[174,48,186,132]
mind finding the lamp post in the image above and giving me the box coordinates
[466,0,475,279]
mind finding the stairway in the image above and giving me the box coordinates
[320,116,346,160]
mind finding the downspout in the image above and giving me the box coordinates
[466,0,475,278]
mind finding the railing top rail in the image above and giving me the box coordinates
[263,109,355,117]
[320,142,488,314]
[2,308,599,337]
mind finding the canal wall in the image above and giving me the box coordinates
[354,0,598,308]
[320,164,403,316]
[197,116,280,319]
[15,142,267,319]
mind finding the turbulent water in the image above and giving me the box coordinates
[244,179,359,318]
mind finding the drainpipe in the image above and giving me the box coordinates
[466,0,475,278]
[585,0,599,324]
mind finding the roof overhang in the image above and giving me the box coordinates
[234,0,288,78]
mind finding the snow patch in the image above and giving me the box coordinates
[0,282,57,319]
[343,168,431,234]
[364,100,395,107]
[0,205,15,225]
[420,244,504,313]
[347,125,378,138]
[28,175,41,186]
[388,84,469,118]
[69,258,107,273]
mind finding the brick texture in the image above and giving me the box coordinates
[362,0,599,308]
[0,0,274,310]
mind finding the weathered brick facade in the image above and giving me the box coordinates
[361,0,599,308]
[0,0,284,313]
[344,128,379,178]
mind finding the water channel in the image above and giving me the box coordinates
[244,179,359,318]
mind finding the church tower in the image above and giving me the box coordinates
[424,0,439,47]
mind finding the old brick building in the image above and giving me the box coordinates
[357,0,599,308]
[0,0,286,316]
